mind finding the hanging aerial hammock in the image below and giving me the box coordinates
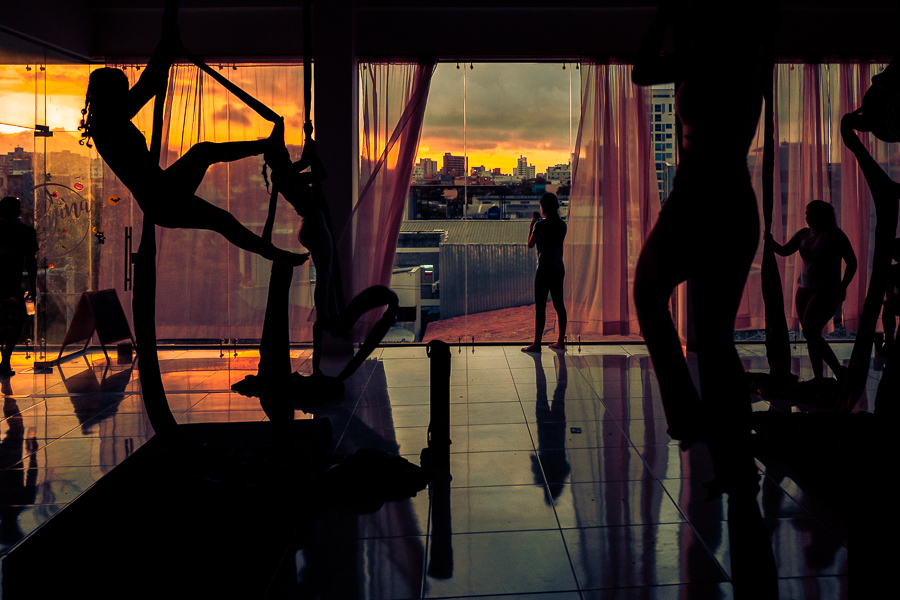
[134,0,181,436]
[229,0,399,401]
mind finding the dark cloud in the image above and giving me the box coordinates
[420,63,578,165]
[213,103,254,127]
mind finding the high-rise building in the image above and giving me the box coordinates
[545,163,570,185]
[419,157,437,177]
[442,152,466,176]
[650,84,676,202]
[513,155,535,180]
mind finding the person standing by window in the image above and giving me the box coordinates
[0,197,38,377]
[766,200,858,381]
[522,193,567,353]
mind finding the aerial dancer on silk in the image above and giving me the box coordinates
[78,28,309,268]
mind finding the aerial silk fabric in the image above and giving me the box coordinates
[565,62,658,337]
[97,62,313,341]
[351,61,436,301]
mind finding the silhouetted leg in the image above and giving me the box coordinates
[523,272,549,352]
[549,272,567,349]
[0,304,22,374]
[690,197,776,599]
[634,205,701,442]
[166,139,271,194]
[164,197,308,265]
[692,260,759,496]
[798,288,843,379]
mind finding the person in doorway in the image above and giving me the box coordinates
[522,193,567,353]
[0,197,38,377]
[766,200,857,381]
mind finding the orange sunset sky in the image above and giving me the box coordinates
[1,62,579,175]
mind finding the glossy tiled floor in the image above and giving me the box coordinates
[0,342,876,598]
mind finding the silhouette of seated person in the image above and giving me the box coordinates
[263,125,346,347]
[879,239,900,355]
[765,201,857,382]
[0,197,37,378]
[78,29,307,266]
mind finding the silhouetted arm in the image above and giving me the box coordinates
[123,33,180,120]
[764,230,801,257]
[527,213,539,249]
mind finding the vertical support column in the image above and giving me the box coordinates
[425,340,451,464]
[424,339,452,579]
[314,0,356,356]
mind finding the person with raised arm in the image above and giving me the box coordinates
[522,193,567,353]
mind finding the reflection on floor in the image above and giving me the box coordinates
[0,343,873,599]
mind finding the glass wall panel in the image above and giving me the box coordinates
[2,50,314,349]
[403,62,579,344]
[1,33,94,352]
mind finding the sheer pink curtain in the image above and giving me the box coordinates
[349,61,435,301]
[564,62,657,337]
[747,63,891,335]
[97,63,312,341]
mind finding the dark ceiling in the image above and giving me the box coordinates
[2,1,899,64]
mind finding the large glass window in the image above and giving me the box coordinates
[1,48,313,349]
[397,62,580,344]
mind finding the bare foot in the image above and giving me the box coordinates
[549,342,565,352]
[521,344,541,353]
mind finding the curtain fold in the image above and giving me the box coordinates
[564,63,657,337]
[350,61,436,302]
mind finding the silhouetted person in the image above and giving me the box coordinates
[0,197,37,377]
[522,193,567,353]
[0,397,38,546]
[78,29,307,266]
[529,352,570,503]
[264,126,346,364]
[878,239,900,354]
[766,200,857,381]
[632,2,778,596]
